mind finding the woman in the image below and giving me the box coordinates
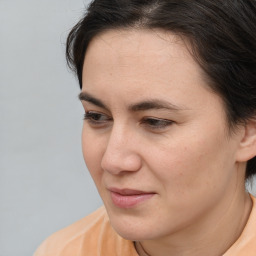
[34,0,256,255]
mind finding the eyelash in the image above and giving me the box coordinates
[83,111,173,130]
[84,111,112,125]
[141,117,173,130]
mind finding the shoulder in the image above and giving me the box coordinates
[34,206,138,256]
[33,207,106,256]
[224,194,256,256]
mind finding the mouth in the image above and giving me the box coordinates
[108,188,156,208]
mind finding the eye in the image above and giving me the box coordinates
[84,111,112,127]
[140,117,173,130]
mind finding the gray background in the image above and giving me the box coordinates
[1,1,255,256]
[0,1,103,256]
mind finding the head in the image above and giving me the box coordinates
[66,0,256,242]
[67,0,256,180]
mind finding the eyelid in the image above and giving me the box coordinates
[83,111,174,131]
[140,116,174,130]
[83,110,113,124]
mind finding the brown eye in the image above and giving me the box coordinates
[84,111,112,126]
[141,117,173,130]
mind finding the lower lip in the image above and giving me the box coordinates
[110,192,155,208]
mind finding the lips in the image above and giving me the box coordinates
[109,188,155,208]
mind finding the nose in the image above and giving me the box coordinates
[101,125,142,175]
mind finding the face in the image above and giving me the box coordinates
[80,29,244,241]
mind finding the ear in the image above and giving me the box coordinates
[236,119,256,162]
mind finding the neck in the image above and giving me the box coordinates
[136,187,252,256]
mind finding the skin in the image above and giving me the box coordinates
[80,29,253,256]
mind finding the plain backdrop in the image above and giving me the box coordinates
[1,1,256,256]
[0,1,103,256]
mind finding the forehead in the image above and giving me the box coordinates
[84,29,193,73]
[82,29,224,114]
[83,30,205,85]
[87,28,187,56]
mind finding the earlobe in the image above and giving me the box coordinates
[236,120,256,162]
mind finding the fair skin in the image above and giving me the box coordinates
[80,29,254,256]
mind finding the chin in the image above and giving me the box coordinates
[103,198,164,241]
[107,212,157,241]
[112,224,150,241]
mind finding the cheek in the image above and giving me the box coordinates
[151,133,231,197]
[82,129,104,184]
[153,146,204,189]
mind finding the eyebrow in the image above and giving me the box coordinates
[79,91,186,112]
[129,100,184,112]
[79,92,108,110]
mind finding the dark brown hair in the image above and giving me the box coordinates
[66,0,256,179]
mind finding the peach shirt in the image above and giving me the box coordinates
[34,195,256,256]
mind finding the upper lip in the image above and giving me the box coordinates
[108,187,155,195]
